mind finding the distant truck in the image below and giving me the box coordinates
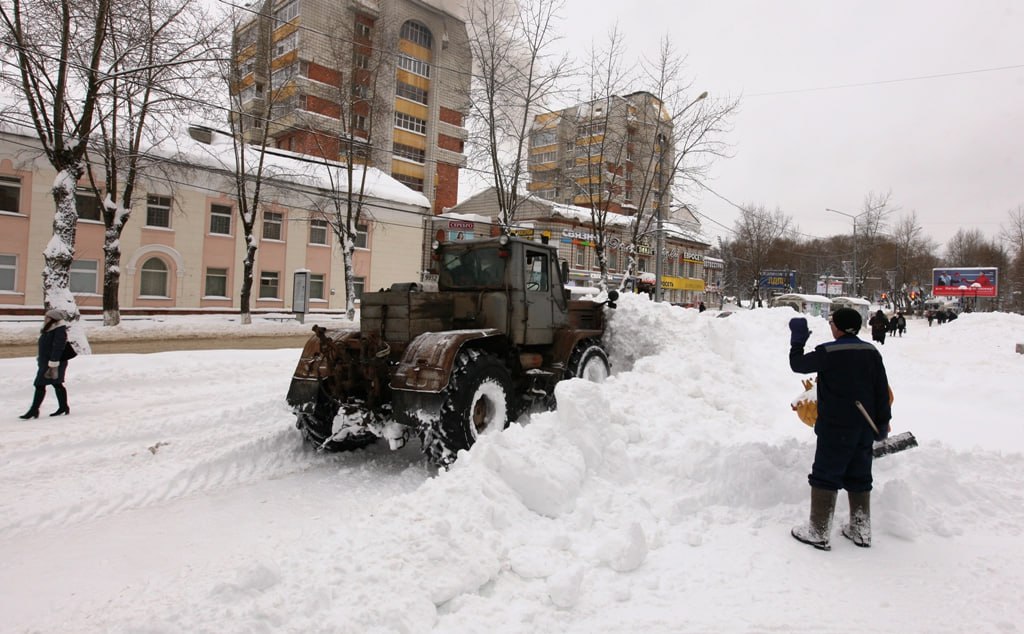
[286,234,618,466]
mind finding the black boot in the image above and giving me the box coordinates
[19,386,45,420]
[792,487,838,550]
[841,491,871,547]
[50,384,70,417]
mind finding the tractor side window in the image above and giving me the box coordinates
[525,251,549,291]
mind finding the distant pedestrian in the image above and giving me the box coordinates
[19,309,76,419]
[868,309,888,345]
[698,301,707,313]
[888,314,898,335]
[896,312,907,337]
[926,311,934,327]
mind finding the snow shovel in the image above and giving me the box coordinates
[856,401,919,458]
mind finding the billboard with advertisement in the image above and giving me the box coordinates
[759,270,796,292]
[932,267,998,297]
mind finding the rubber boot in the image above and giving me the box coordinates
[19,386,46,420]
[841,491,871,547]
[791,487,837,551]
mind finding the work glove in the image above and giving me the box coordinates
[789,317,810,347]
[43,366,58,380]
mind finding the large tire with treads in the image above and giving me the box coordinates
[422,349,512,466]
[565,338,610,382]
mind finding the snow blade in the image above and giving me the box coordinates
[873,431,918,458]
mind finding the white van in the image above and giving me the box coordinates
[770,293,833,318]
[830,296,871,324]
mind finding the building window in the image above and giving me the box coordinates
[395,112,427,134]
[575,245,586,268]
[531,129,557,147]
[274,0,298,25]
[351,276,365,301]
[139,257,169,297]
[353,52,370,70]
[0,175,21,213]
[146,195,171,228]
[608,249,618,272]
[352,114,367,131]
[273,32,297,58]
[309,273,325,300]
[262,211,283,240]
[393,142,425,163]
[70,260,98,294]
[352,83,368,99]
[309,218,328,245]
[76,188,102,221]
[259,271,279,298]
[397,54,430,78]
[355,22,371,38]
[210,204,232,235]
[354,223,368,248]
[529,150,557,165]
[271,64,296,89]
[0,253,15,291]
[392,173,424,192]
[396,81,428,104]
[400,21,432,49]
[236,25,257,50]
[205,267,228,297]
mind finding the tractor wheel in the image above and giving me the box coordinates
[565,339,610,383]
[295,387,377,452]
[423,349,512,467]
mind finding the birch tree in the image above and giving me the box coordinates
[0,0,110,347]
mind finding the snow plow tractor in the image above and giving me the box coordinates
[285,234,618,466]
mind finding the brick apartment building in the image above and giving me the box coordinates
[232,0,471,213]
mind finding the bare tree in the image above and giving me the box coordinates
[466,0,570,227]
[731,204,793,306]
[303,5,398,319]
[0,0,110,346]
[1000,204,1024,313]
[85,0,223,326]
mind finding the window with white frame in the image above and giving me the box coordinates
[392,173,424,192]
[353,52,370,69]
[393,143,425,163]
[309,273,325,300]
[395,81,427,104]
[351,276,365,301]
[575,245,586,267]
[262,211,283,240]
[259,271,279,298]
[271,64,296,89]
[274,0,299,25]
[531,129,557,147]
[395,112,426,134]
[0,254,15,291]
[76,188,102,221]
[273,32,297,58]
[397,55,430,78]
[205,267,228,297]
[210,204,232,235]
[352,114,367,131]
[355,22,372,39]
[70,260,98,293]
[309,218,327,244]
[400,21,432,48]
[139,257,169,297]
[146,195,171,228]
[354,223,368,248]
[0,175,21,213]
[608,249,618,272]
[529,151,557,165]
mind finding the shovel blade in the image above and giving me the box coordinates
[873,431,918,458]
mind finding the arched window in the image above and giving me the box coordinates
[140,257,169,297]
[400,21,432,49]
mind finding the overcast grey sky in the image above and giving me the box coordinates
[536,0,1024,251]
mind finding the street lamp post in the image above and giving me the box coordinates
[654,91,708,302]
[825,207,874,297]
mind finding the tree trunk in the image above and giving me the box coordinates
[43,166,81,317]
[239,241,256,325]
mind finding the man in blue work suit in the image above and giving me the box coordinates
[788,307,891,550]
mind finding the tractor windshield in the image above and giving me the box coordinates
[439,247,506,289]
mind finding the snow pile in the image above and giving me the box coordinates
[1,297,1023,632]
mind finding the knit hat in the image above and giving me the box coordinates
[831,307,861,335]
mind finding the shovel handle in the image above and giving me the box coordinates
[854,400,881,436]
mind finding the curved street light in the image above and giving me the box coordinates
[825,207,874,297]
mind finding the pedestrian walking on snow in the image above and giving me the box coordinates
[787,307,892,550]
[869,309,888,345]
[19,309,76,419]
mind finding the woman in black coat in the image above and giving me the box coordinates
[868,309,888,345]
[19,309,75,419]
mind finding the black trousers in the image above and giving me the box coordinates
[809,422,874,492]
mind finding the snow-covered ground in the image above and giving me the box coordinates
[1,296,1022,633]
